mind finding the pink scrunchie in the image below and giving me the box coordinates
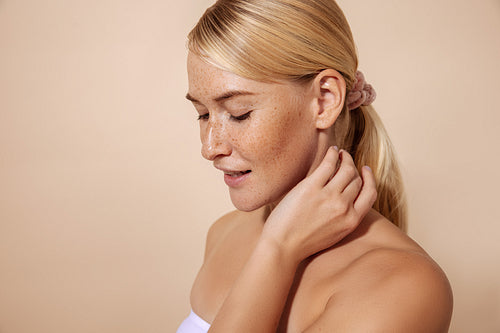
[346,71,376,110]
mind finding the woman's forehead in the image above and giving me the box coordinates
[187,53,310,104]
[188,54,286,101]
[188,53,256,87]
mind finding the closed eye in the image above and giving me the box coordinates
[197,113,209,121]
[231,111,252,121]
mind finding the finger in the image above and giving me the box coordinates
[353,166,377,214]
[341,174,363,201]
[308,146,340,187]
[325,150,358,192]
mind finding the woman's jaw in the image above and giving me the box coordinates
[225,140,333,213]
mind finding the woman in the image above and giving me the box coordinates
[178,0,453,332]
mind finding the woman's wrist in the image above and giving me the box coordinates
[256,233,303,271]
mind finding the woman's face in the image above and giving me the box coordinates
[187,53,323,211]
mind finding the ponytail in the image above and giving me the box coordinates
[189,0,407,230]
[339,105,407,231]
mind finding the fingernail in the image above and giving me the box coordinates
[333,146,339,151]
[364,166,372,171]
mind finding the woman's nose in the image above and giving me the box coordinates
[201,120,232,161]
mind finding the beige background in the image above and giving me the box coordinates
[1,0,499,332]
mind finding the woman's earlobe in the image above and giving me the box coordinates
[314,71,346,129]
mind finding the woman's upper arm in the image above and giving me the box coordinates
[303,249,453,333]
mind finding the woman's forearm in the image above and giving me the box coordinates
[208,238,299,333]
[207,149,377,332]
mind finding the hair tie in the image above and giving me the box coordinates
[346,71,376,110]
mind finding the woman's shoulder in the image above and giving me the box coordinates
[320,251,452,332]
[191,208,267,321]
[303,211,453,332]
[336,241,453,315]
[204,207,267,259]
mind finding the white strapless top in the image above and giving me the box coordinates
[177,310,211,333]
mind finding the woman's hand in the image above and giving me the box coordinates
[261,146,377,263]
[207,147,376,332]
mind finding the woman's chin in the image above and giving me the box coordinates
[231,199,263,212]
[230,192,269,212]
[228,182,292,213]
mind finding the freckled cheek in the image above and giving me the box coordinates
[263,109,314,168]
[224,127,258,153]
[242,116,295,162]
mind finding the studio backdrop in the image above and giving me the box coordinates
[0,0,499,332]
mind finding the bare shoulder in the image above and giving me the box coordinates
[334,249,452,332]
[304,213,453,332]
[203,209,243,260]
[204,210,239,252]
[191,207,268,320]
[204,206,268,259]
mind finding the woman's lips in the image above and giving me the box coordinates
[223,170,251,187]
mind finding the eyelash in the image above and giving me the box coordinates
[197,114,209,121]
[233,111,252,121]
[197,111,253,122]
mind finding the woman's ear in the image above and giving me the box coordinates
[312,69,346,129]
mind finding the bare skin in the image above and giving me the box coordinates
[191,207,453,332]
[186,53,453,332]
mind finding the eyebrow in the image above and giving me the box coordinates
[185,90,256,104]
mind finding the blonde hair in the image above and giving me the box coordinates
[188,0,407,231]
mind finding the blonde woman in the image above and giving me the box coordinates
[178,0,453,332]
